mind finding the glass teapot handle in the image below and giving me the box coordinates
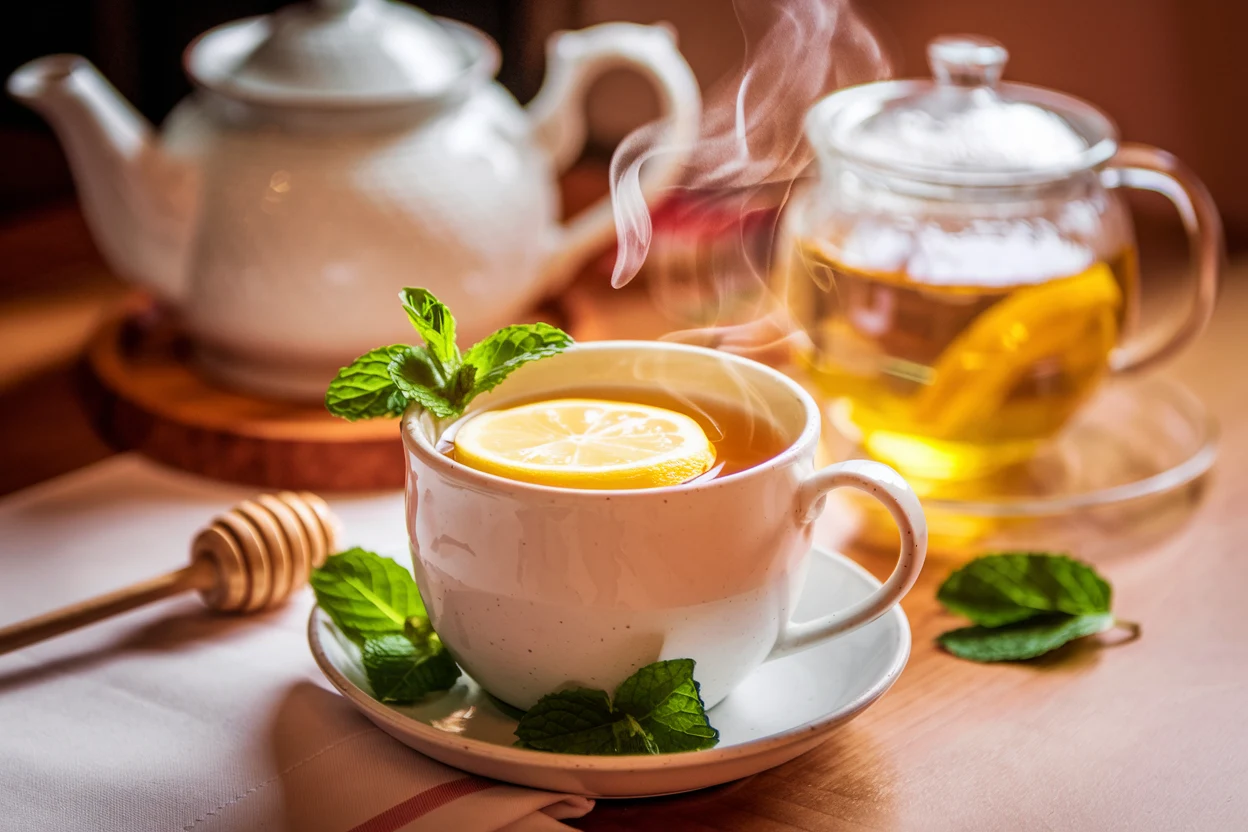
[526,23,701,293]
[1103,144,1224,373]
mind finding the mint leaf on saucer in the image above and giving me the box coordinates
[937,552,1112,628]
[614,658,719,752]
[938,612,1116,662]
[313,549,462,705]
[514,659,719,755]
[361,633,461,704]
[612,714,661,755]
[461,323,575,399]
[310,548,426,638]
[400,288,459,371]
[515,688,628,755]
[325,345,410,421]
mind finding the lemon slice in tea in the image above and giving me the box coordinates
[910,261,1123,438]
[452,399,716,489]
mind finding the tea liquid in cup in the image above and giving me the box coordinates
[445,386,789,482]
[402,341,927,711]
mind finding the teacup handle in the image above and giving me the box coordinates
[768,460,927,660]
[1103,143,1224,374]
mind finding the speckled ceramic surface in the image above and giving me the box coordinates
[308,546,910,798]
[400,342,926,712]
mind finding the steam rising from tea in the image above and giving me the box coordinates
[609,0,892,292]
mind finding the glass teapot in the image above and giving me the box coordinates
[778,35,1223,480]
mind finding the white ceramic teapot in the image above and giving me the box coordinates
[8,0,700,398]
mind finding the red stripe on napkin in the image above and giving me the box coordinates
[347,777,498,832]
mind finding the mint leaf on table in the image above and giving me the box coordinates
[310,548,427,638]
[935,552,1129,663]
[327,288,574,422]
[613,658,719,752]
[361,633,461,704]
[461,324,575,398]
[938,613,1116,662]
[514,659,718,756]
[324,345,410,421]
[937,552,1112,628]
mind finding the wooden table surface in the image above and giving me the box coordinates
[1,204,1245,830]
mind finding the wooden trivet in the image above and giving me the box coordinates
[82,313,404,491]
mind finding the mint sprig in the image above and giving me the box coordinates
[310,551,718,748]
[936,553,1130,662]
[515,659,719,755]
[321,346,413,421]
[400,288,458,371]
[461,323,575,397]
[311,548,460,704]
[326,288,574,421]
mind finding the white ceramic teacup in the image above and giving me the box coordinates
[401,342,927,710]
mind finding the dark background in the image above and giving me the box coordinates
[0,0,527,217]
[3,0,1246,248]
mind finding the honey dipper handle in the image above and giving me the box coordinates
[0,560,215,656]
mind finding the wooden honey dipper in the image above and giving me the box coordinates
[0,492,341,656]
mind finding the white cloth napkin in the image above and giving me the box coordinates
[0,456,594,832]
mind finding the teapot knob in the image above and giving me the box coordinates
[313,0,367,12]
[928,35,1008,88]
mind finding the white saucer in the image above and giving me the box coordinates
[307,547,910,798]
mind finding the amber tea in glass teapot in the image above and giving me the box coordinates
[778,36,1222,480]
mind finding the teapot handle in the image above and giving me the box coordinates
[1103,144,1224,373]
[526,22,700,294]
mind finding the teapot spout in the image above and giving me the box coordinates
[8,55,195,303]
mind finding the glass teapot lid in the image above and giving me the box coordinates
[186,0,487,107]
[808,35,1119,185]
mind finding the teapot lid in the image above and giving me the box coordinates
[185,0,488,107]
[808,35,1119,185]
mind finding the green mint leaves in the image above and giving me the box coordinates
[936,552,1112,627]
[326,288,573,421]
[461,324,576,397]
[936,553,1124,662]
[938,612,1116,662]
[400,288,458,370]
[614,659,721,752]
[515,688,632,755]
[311,548,460,704]
[321,345,413,421]
[389,347,454,417]
[361,633,462,704]
[310,550,719,751]
[310,547,427,636]
[515,659,719,755]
